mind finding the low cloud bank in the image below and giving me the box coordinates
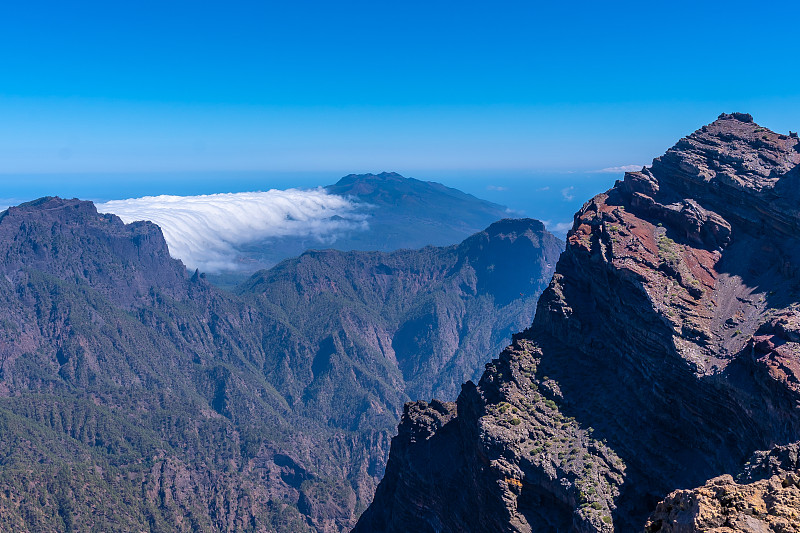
[546,220,573,234]
[97,189,368,272]
[592,164,645,173]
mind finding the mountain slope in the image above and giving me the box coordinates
[354,113,800,532]
[0,197,560,532]
[324,172,511,252]
[239,218,562,411]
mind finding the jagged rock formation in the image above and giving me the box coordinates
[355,113,800,532]
[0,197,560,532]
[646,443,800,532]
[646,474,800,533]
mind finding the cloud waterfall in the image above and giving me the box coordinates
[97,189,368,272]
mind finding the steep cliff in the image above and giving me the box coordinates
[239,217,562,412]
[355,113,800,532]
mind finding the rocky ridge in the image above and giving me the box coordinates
[354,113,800,532]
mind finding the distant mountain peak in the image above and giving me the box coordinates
[314,172,511,255]
[9,195,92,214]
[335,171,406,184]
[482,217,547,236]
[326,171,505,209]
[328,172,415,194]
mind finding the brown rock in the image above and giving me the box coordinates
[356,113,800,532]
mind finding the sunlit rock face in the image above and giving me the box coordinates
[355,114,800,532]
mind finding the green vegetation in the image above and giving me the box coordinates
[657,234,680,264]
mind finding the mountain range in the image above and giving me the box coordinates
[4,113,800,532]
[0,194,560,532]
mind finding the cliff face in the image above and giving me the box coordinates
[0,197,560,532]
[239,217,562,416]
[355,113,800,532]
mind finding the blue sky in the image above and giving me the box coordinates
[1,0,799,205]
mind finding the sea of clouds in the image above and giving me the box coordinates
[96,189,368,273]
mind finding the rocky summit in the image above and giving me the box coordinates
[354,113,800,532]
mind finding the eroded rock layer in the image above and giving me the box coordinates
[355,113,800,532]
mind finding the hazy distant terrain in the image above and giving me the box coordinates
[96,172,513,288]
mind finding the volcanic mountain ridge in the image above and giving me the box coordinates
[354,113,800,532]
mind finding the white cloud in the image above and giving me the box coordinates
[0,198,24,213]
[592,164,645,174]
[97,189,368,273]
[561,186,575,201]
[545,220,574,235]
[486,185,508,191]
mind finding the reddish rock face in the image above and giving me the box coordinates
[355,114,800,532]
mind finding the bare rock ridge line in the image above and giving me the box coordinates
[354,113,800,532]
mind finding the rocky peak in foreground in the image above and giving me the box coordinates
[354,114,800,532]
[645,443,800,532]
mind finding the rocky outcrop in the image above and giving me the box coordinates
[645,474,800,533]
[646,443,800,532]
[355,113,800,532]
[355,338,623,533]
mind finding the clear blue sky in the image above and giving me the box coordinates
[1,0,799,192]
